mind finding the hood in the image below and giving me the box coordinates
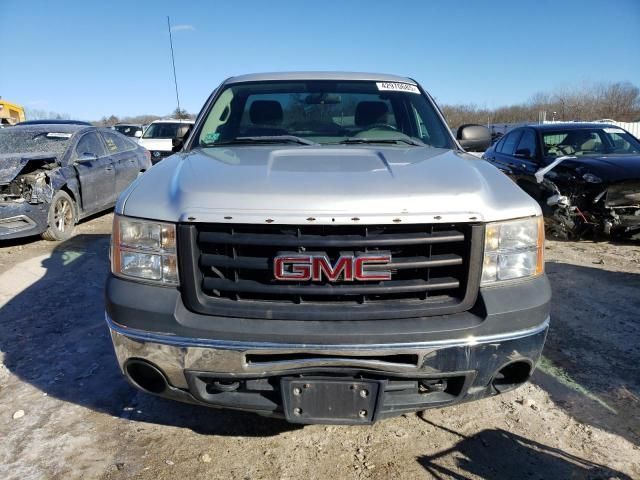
[558,155,640,182]
[119,145,540,224]
[0,152,58,185]
[138,138,172,152]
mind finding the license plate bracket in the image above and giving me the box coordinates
[281,377,381,424]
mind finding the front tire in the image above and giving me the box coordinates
[42,191,77,241]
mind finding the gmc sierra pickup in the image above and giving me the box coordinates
[106,72,550,424]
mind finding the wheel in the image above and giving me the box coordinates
[42,191,77,241]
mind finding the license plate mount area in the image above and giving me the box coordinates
[281,377,381,425]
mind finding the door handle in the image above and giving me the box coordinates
[105,166,114,171]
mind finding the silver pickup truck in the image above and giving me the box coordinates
[105,72,550,424]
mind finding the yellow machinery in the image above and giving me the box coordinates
[0,99,26,126]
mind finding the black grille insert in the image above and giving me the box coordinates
[179,223,483,321]
[245,353,420,367]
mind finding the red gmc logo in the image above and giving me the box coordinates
[273,254,392,282]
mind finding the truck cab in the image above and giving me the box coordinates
[0,99,26,126]
[105,72,550,424]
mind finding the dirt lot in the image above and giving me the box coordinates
[0,213,638,479]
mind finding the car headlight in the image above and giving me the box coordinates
[111,215,179,285]
[481,216,544,285]
[582,173,602,184]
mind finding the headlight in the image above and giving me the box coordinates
[111,215,179,285]
[582,173,602,184]
[481,216,544,285]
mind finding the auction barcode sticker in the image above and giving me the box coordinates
[376,82,420,94]
[46,133,73,138]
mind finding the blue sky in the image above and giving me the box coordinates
[1,0,639,120]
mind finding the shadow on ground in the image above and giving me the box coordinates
[0,233,296,437]
[417,419,632,479]
[0,234,41,248]
[0,210,113,249]
[534,260,640,445]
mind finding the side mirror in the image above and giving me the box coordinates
[171,137,184,153]
[514,148,532,159]
[77,152,98,163]
[172,125,192,153]
[134,130,142,138]
[457,124,491,152]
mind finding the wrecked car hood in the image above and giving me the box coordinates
[0,152,58,185]
[548,155,640,183]
[118,145,541,224]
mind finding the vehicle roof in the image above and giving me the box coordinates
[6,124,91,134]
[0,99,24,109]
[224,71,417,85]
[150,118,194,124]
[114,123,142,127]
[17,119,92,126]
[527,122,623,131]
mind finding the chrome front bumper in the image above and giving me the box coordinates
[107,313,549,390]
[105,272,551,422]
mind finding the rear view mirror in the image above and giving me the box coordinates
[457,124,491,152]
[305,93,342,105]
[134,130,142,138]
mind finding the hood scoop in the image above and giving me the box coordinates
[266,148,395,175]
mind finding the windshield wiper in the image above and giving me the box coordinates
[333,137,425,147]
[204,135,319,147]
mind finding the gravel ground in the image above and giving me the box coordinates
[0,213,638,479]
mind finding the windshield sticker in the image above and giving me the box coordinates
[203,132,220,143]
[376,82,420,94]
[46,132,72,139]
[603,127,625,134]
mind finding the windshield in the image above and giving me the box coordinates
[195,80,454,148]
[114,125,142,137]
[142,123,191,139]
[0,128,73,155]
[543,128,640,157]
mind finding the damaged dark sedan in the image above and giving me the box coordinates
[0,124,151,240]
[483,123,640,238]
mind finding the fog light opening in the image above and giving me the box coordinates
[125,360,168,394]
[492,361,532,394]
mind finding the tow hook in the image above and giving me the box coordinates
[419,379,448,393]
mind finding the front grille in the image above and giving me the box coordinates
[179,223,483,321]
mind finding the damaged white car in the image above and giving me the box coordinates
[0,123,151,240]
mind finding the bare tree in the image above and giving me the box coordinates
[24,108,71,121]
[172,107,194,120]
[442,81,640,128]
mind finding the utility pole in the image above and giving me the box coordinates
[167,16,181,118]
